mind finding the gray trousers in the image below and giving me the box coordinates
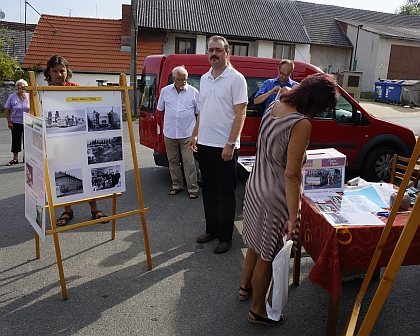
[164,136,199,194]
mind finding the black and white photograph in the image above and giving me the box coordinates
[325,212,350,225]
[86,136,123,164]
[86,106,122,132]
[45,108,87,137]
[329,195,342,206]
[32,129,43,150]
[35,204,43,228]
[90,164,123,192]
[315,203,339,213]
[54,168,84,198]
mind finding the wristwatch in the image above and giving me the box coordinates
[227,141,235,148]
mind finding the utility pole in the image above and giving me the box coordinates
[129,0,139,118]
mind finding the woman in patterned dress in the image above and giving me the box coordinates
[239,73,339,325]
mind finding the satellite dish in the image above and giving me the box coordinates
[0,10,5,20]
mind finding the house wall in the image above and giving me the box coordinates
[165,33,310,64]
[254,40,273,58]
[377,38,420,81]
[347,26,420,92]
[310,45,351,74]
[347,26,380,92]
[196,35,207,54]
[294,44,311,63]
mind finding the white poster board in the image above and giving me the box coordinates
[24,113,46,241]
[39,90,126,204]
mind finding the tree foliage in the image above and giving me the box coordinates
[395,0,420,15]
[0,28,43,84]
[0,28,25,83]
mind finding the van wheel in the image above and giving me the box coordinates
[360,146,395,182]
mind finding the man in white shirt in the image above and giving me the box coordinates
[190,36,248,254]
[157,66,200,199]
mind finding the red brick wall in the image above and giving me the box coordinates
[122,4,131,37]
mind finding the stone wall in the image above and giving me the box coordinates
[0,85,17,110]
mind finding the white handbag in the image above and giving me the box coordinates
[266,235,293,321]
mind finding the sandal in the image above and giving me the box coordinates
[57,210,74,227]
[91,210,109,223]
[7,159,18,166]
[169,189,182,195]
[248,310,285,326]
[239,286,253,301]
[189,192,198,199]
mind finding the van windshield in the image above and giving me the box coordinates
[139,74,157,112]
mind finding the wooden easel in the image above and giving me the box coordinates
[27,71,152,300]
[343,136,420,335]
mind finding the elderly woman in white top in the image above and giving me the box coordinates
[4,79,30,166]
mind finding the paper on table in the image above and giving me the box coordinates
[330,195,383,213]
[324,211,385,226]
[238,156,255,172]
[343,185,389,208]
[307,192,340,203]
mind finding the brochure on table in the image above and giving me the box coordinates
[238,156,255,173]
[24,113,46,241]
[39,91,126,204]
[307,193,385,226]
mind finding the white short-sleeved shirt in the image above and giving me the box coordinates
[157,83,199,139]
[198,65,248,148]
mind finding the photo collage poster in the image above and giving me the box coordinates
[39,90,126,204]
[23,114,46,241]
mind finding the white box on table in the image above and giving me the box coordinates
[302,148,346,194]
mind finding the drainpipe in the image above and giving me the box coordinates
[130,0,139,118]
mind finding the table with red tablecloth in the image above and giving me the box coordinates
[294,195,420,335]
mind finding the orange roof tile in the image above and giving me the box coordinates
[22,15,165,73]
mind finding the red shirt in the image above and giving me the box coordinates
[65,81,80,86]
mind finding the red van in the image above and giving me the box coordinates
[138,54,416,182]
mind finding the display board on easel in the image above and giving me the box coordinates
[40,90,126,203]
[24,113,46,241]
[26,71,152,300]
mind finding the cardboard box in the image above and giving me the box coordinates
[302,148,346,194]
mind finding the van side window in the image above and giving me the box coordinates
[139,74,157,112]
[167,75,201,91]
[314,94,354,124]
[166,75,266,117]
[246,77,268,117]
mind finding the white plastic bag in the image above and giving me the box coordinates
[266,235,293,321]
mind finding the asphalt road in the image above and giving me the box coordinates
[1,116,419,336]
[359,100,420,136]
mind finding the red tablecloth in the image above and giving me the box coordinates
[299,196,420,300]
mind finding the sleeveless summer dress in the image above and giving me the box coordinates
[242,102,306,261]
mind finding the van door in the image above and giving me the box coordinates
[138,74,159,150]
[309,93,364,169]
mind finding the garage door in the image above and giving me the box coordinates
[388,45,420,80]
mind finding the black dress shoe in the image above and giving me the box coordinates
[213,241,232,254]
[196,232,218,243]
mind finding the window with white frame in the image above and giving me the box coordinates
[229,42,248,56]
[175,37,196,54]
[274,43,293,59]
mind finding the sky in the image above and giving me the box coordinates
[0,0,406,25]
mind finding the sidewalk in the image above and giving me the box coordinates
[359,100,420,118]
